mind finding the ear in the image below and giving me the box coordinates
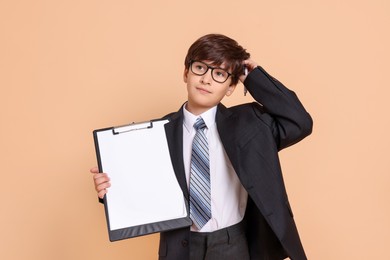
[183,68,189,83]
[225,84,237,97]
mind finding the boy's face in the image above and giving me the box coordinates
[183,60,236,115]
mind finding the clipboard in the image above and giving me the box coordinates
[93,119,191,241]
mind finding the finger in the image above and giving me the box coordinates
[243,59,258,72]
[94,175,110,186]
[93,172,108,179]
[90,167,99,174]
[96,182,111,193]
[97,189,107,199]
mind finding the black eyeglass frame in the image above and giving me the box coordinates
[189,60,232,83]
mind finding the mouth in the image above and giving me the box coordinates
[196,87,211,94]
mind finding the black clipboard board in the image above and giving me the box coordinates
[93,119,191,241]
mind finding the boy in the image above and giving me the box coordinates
[91,34,312,260]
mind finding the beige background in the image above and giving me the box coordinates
[1,0,389,259]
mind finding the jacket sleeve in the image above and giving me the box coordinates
[243,66,313,150]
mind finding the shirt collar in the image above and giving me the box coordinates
[183,104,217,133]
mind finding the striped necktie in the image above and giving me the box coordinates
[189,118,211,230]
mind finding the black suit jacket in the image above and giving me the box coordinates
[160,67,313,260]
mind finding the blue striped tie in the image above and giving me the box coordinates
[189,118,211,230]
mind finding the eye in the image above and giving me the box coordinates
[196,65,205,71]
[192,62,207,74]
[214,69,227,78]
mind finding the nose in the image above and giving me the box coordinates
[200,69,213,85]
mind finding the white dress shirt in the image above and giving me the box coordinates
[183,104,248,232]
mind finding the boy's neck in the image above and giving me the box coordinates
[185,102,214,116]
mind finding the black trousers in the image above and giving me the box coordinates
[189,221,250,260]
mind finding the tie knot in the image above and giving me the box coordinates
[194,118,207,131]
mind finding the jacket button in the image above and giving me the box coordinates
[181,240,188,247]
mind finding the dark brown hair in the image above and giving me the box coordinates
[184,34,250,85]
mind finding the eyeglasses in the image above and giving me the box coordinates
[190,60,232,83]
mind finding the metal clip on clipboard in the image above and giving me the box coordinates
[113,121,154,135]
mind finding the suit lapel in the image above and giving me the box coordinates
[216,103,236,152]
[216,103,246,180]
[164,108,189,199]
[216,103,233,127]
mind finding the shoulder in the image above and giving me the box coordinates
[226,102,274,129]
[161,103,185,120]
[228,102,264,114]
[162,111,177,120]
